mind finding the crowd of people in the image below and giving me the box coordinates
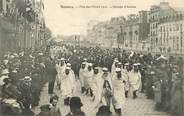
[0,44,184,116]
[0,48,48,116]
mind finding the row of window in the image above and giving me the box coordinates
[150,23,158,29]
[159,36,183,48]
[160,24,183,32]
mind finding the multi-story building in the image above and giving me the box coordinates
[0,0,46,58]
[119,11,149,50]
[122,14,139,49]
[149,2,177,52]
[148,2,184,54]
[157,8,184,54]
[87,16,125,47]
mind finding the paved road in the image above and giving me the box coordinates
[33,81,170,116]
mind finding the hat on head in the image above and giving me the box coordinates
[60,58,65,61]
[83,58,87,61]
[12,70,17,73]
[125,63,129,66]
[118,62,122,65]
[69,97,83,108]
[115,68,121,72]
[66,63,71,67]
[66,67,71,70]
[102,67,108,72]
[23,76,32,82]
[114,58,119,62]
[1,69,9,75]
[9,55,15,59]
[13,53,18,57]
[133,63,139,66]
[88,63,93,67]
[140,55,144,58]
[114,58,118,61]
[82,62,86,65]
[150,71,155,75]
[38,52,43,56]
[3,60,9,65]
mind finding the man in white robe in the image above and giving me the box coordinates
[79,62,87,94]
[122,63,130,98]
[128,63,142,99]
[99,68,113,111]
[66,63,76,94]
[60,67,73,105]
[83,63,94,96]
[56,58,66,89]
[111,58,119,80]
[112,68,126,116]
[91,67,103,102]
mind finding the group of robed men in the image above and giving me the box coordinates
[52,57,142,116]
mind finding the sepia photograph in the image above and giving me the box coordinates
[0,0,184,116]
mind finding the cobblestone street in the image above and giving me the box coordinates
[34,81,170,116]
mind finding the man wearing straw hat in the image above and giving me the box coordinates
[19,76,33,109]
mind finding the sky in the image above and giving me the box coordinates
[43,0,184,36]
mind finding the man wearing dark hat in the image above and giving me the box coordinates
[96,105,112,116]
[66,97,85,116]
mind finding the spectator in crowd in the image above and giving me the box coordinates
[66,97,85,116]
[49,94,61,116]
[96,105,112,116]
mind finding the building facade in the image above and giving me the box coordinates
[0,0,47,58]
[157,10,184,54]
[118,11,149,51]
[87,16,125,47]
